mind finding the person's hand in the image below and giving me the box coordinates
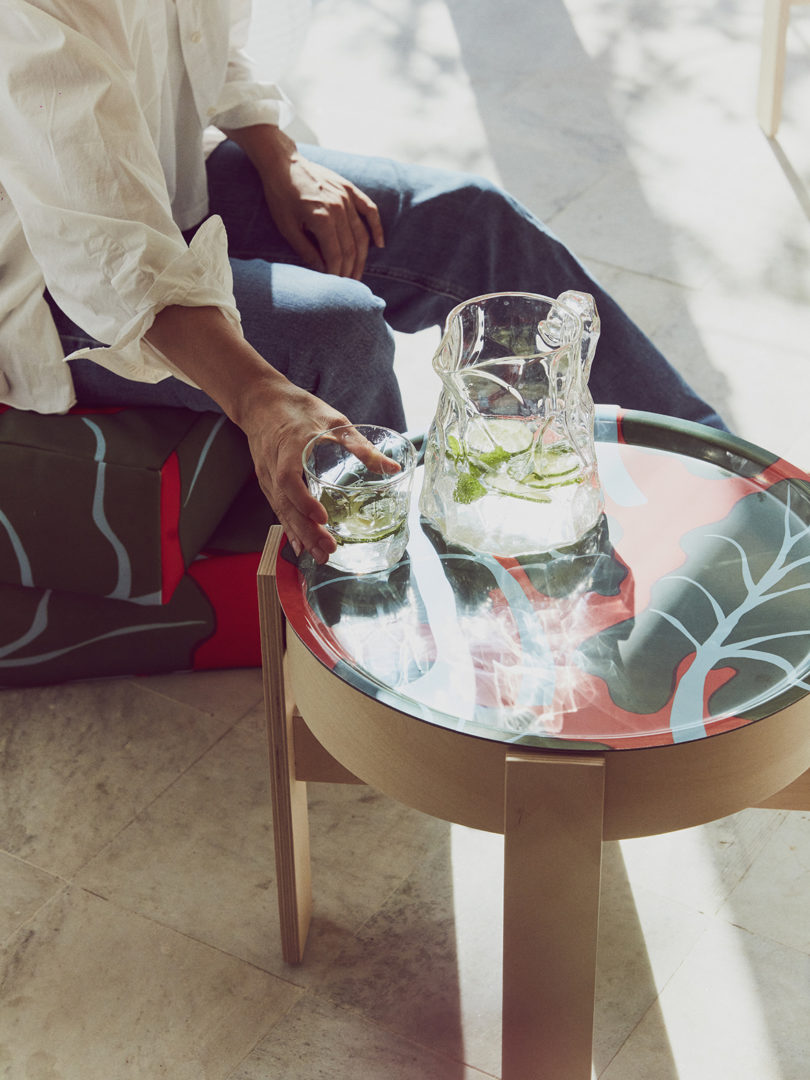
[262,151,384,280]
[224,125,384,279]
[237,377,397,563]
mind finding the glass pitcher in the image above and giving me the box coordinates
[419,291,604,556]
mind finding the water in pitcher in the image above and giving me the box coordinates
[428,414,603,555]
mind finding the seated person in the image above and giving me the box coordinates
[0,0,727,566]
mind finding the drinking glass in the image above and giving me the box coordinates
[303,424,417,574]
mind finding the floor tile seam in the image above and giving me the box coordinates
[305,989,501,1078]
[716,914,810,958]
[585,258,810,317]
[593,922,714,1077]
[611,873,718,923]
[545,168,615,231]
[549,152,810,237]
[1,877,70,951]
[64,720,252,883]
[585,257,693,293]
[221,989,305,1080]
[338,829,458,943]
[52,881,314,990]
[131,678,265,731]
[0,845,66,884]
[616,879,738,921]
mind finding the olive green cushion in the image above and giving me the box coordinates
[0,405,255,605]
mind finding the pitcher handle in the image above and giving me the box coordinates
[557,290,601,380]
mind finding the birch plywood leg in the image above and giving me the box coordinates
[502,752,605,1080]
[758,0,791,135]
[258,527,312,964]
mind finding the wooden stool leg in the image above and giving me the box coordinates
[758,0,792,135]
[502,751,605,1080]
[258,527,312,964]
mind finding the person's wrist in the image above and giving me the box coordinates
[227,364,288,432]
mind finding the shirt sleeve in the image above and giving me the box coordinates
[185,0,296,133]
[0,1,241,386]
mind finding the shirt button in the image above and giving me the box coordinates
[206,106,217,117]
[190,30,202,44]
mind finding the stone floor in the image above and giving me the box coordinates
[2,1,809,1077]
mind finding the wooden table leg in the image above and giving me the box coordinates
[258,527,312,964]
[758,0,791,135]
[502,751,606,1080]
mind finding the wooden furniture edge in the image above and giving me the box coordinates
[502,751,604,1079]
[287,626,810,838]
[257,526,312,963]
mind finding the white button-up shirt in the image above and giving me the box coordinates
[0,0,294,412]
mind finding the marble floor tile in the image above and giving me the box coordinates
[617,809,786,916]
[651,287,810,462]
[546,164,698,287]
[581,262,810,461]
[316,826,498,1072]
[235,695,268,740]
[131,666,264,725]
[583,264,737,430]
[393,326,442,435]
[592,843,708,1072]
[76,724,448,984]
[635,162,809,302]
[281,0,498,177]
[0,852,61,945]
[228,994,494,1080]
[600,920,810,1080]
[0,885,299,1080]
[720,811,810,955]
[317,825,709,1077]
[0,679,228,877]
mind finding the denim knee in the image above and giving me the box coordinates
[301,278,395,391]
[303,278,403,425]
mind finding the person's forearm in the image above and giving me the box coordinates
[144,302,350,565]
[145,303,283,426]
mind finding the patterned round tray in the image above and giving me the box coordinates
[277,407,810,750]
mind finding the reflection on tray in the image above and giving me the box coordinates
[283,411,810,750]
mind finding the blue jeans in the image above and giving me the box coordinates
[64,140,727,430]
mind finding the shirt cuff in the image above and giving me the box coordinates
[211,83,295,132]
[64,216,241,388]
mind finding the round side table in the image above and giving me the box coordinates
[258,407,810,1080]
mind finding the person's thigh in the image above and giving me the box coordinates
[229,257,404,429]
[228,142,726,429]
[65,258,405,429]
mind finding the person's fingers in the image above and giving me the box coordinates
[263,470,336,564]
[346,210,370,279]
[306,214,348,276]
[274,215,327,273]
[350,187,385,250]
[306,203,366,278]
[328,425,403,476]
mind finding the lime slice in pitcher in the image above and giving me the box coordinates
[532,441,581,480]
[465,418,533,467]
[486,472,552,502]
